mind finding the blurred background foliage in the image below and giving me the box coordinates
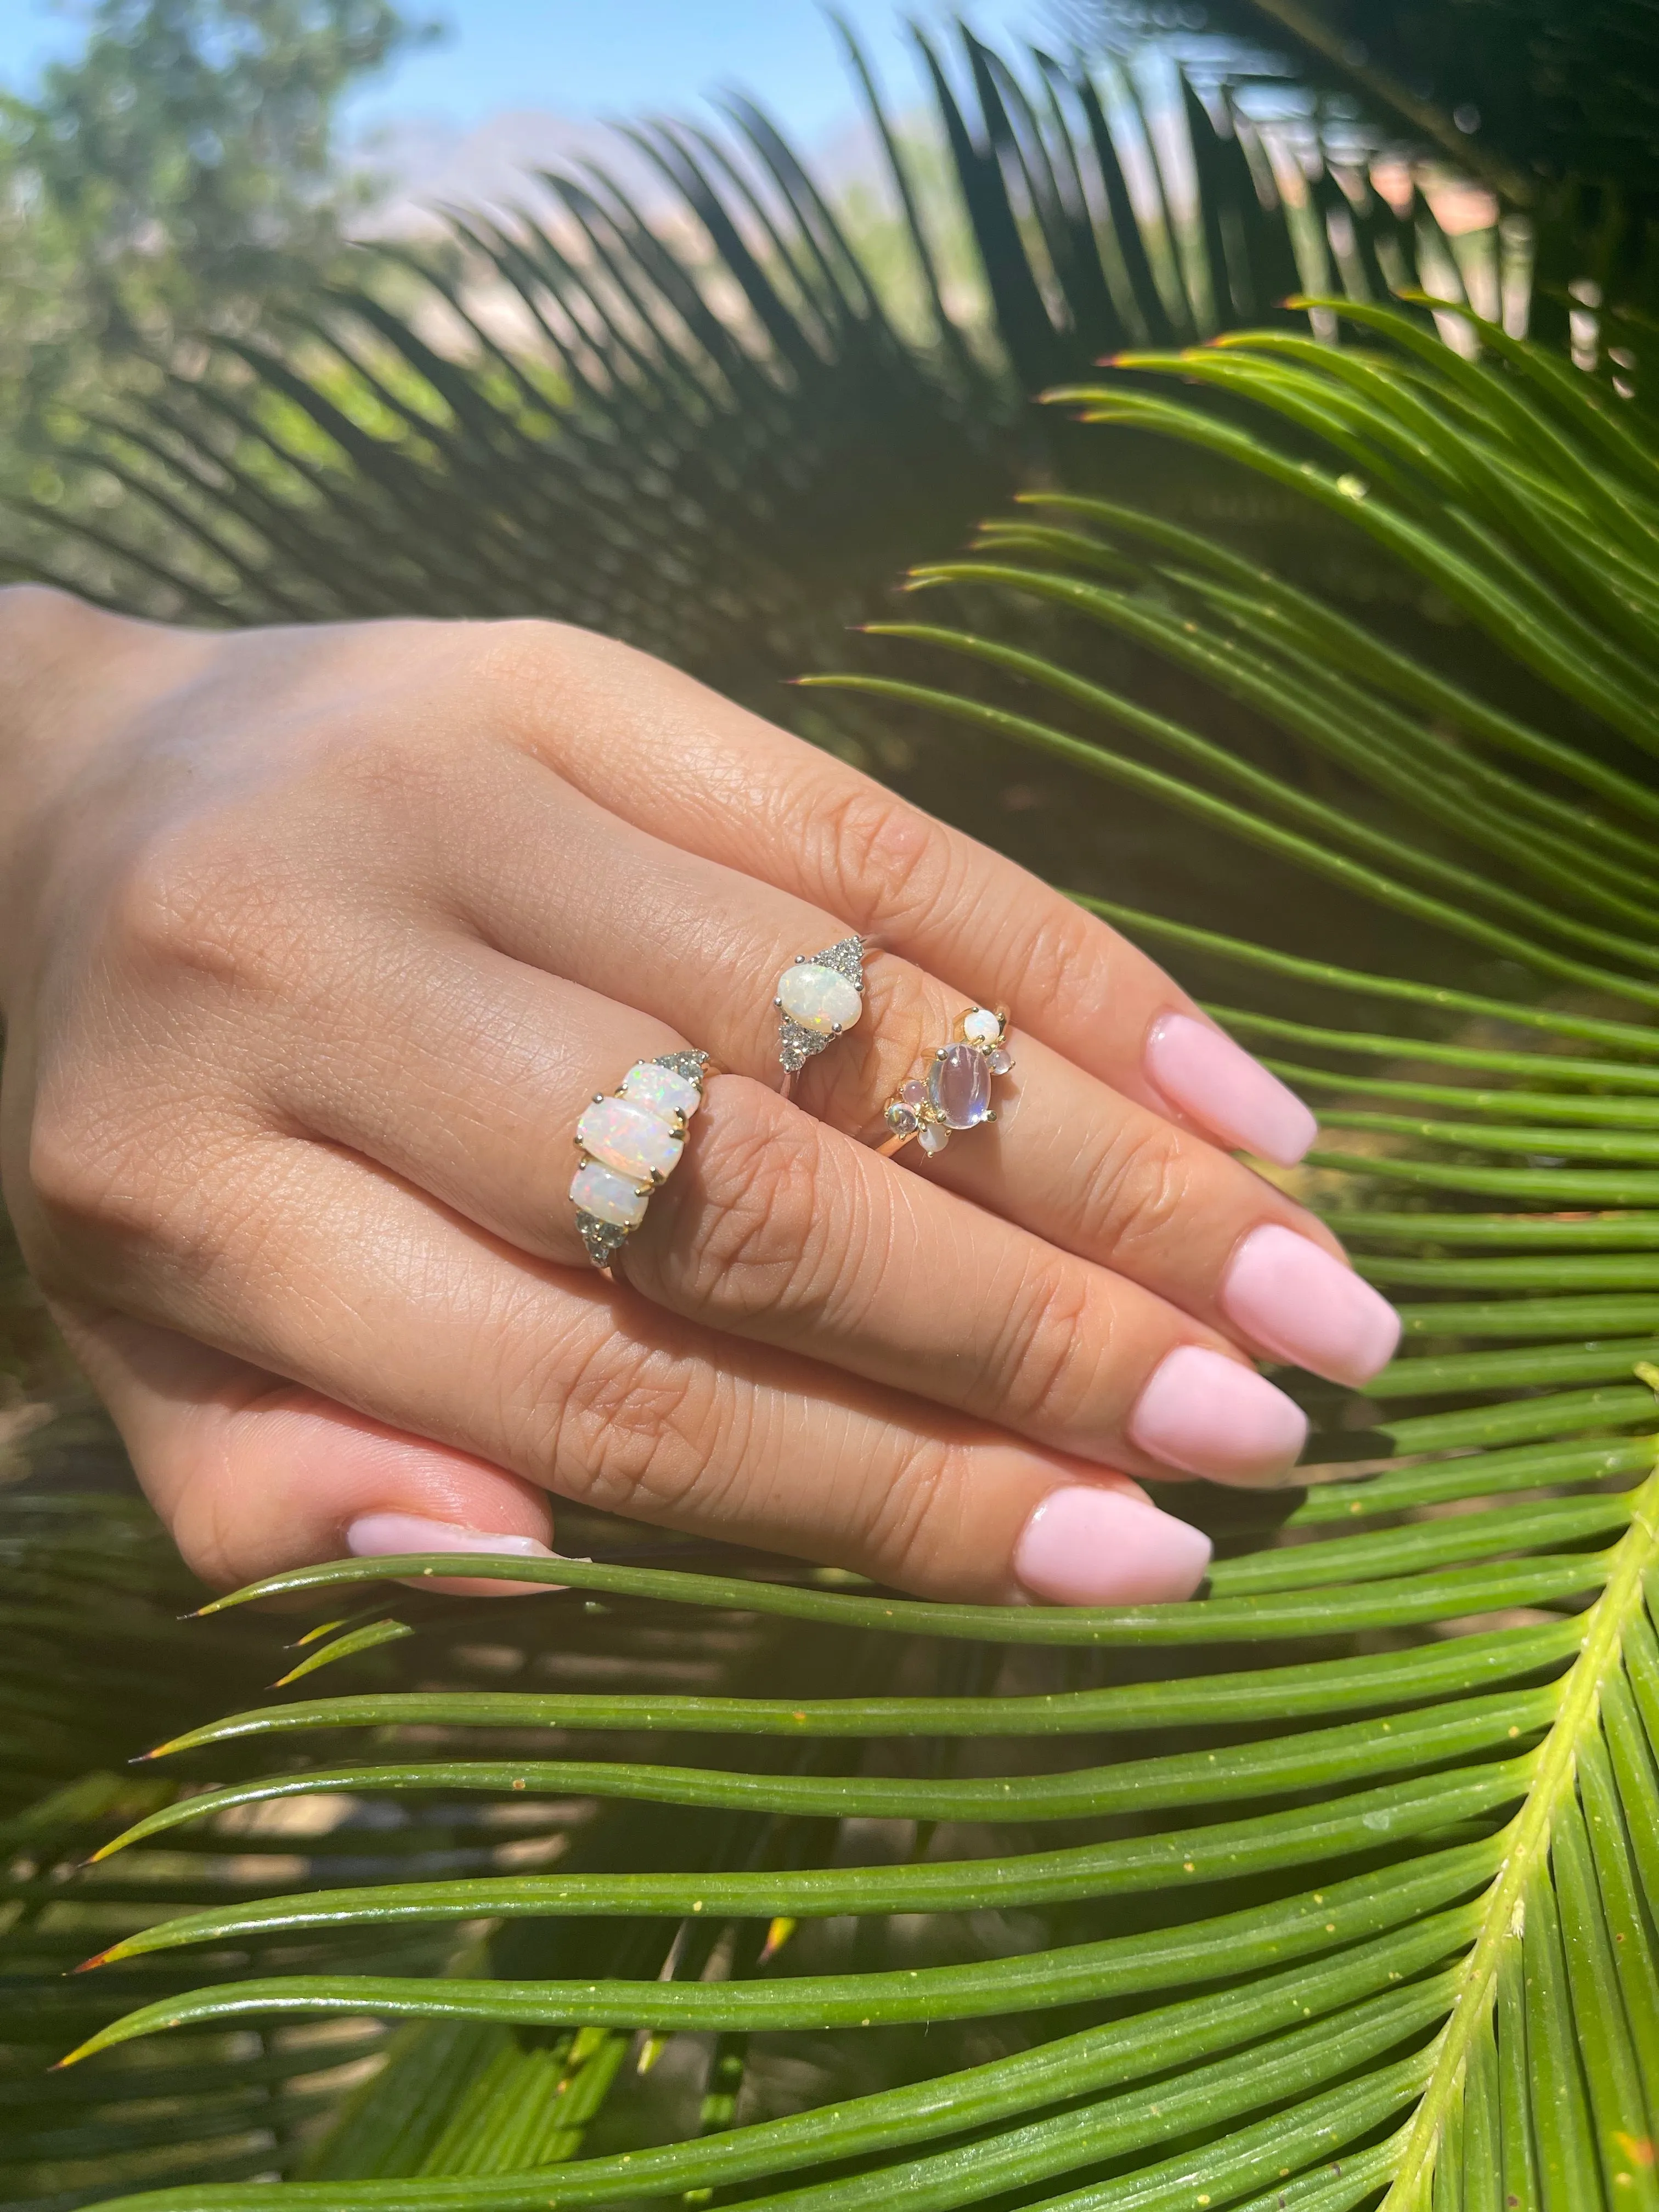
[4,3,1659,2204]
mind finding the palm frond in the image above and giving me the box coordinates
[14,301,1657,2209]
[7,24,1458,714]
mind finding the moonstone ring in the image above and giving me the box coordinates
[569,1051,712,1270]
[877,1006,1013,1158]
[774,935,867,1096]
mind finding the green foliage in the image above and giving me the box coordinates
[4,25,1466,712]
[3,301,1658,2209]
[5,24,1658,2208]
[0,0,426,519]
[1085,0,1659,340]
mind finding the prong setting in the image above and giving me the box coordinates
[878,1006,1013,1160]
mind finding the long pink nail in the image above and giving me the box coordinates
[1014,1485,1212,1604]
[1146,1013,1317,1165]
[347,1512,554,1560]
[1128,1344,1308,1483]
[1221,1223,1402,1386]
[346,1511,556,1596]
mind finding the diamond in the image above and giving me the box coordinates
[576,1097,684,1182]
[575,1211,630,1268]
[929,1042,993,1130]
[569,1159,650,1229]
[620,1062,702,1121]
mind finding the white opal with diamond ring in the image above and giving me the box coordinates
[570,1050,711,1271]
[878,1006,1013,1158]
[775,935,867,1097]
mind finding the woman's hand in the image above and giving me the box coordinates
[0,589,1397,1604]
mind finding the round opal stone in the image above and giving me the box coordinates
[777,962,862,1037]
[570,1159,649,1228]
[961,1006,1002,1046]
[917,1120,950,1154]
[621,1062,702,1121]
[929,1041,992,1130]
[577,1096,684,1182]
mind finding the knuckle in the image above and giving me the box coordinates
[996,904,1116,1034]
[470,617,591,708]
[521,1317,727,1520]
[990,1261,1102,1429]
[1077,1121,1197,1264]
[654,1094,864,1322]
[809,776,958,927]
[856,1436,963,1588]
[104,814,280,989]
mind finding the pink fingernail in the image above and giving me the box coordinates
[1128,1344,1309,1483]
[1221,1223,1402,1386]
[1014,1485,1212,1605]
[1146,1013,1317,1165]
[345,1513,557,1596]
[347,1512,554,1560]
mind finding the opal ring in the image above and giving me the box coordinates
[569,1051,712,1271]
[878,1006,1013,1158]
[775,935,867,1097]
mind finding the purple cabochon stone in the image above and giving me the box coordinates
[929,1042,992,1130]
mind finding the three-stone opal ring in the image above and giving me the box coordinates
[569,1051,712,1271]
[774,935,867,1097]
[878,1006,1013,1157]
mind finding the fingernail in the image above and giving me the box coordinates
[1221,1223,1402,1386]
[1128,1343,1309,1483]
[1146,1013,1317,1166]
[346,1513,554,1561]
[1014,1485,1212,1605]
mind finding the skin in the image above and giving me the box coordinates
[0,588,1359,1601]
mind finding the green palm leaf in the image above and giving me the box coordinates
[15,298,1657,2210]
[7,23,1451,713]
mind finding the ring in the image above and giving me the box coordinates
[570,1051,712,1271]
[878,1006,1013,1158]
[775,935,867,1095]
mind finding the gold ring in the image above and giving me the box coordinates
[877,1006,1013,1158]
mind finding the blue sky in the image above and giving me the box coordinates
[0,1,1043,140]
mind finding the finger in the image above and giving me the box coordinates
[225,929,1310,1486]
[48,1304,556,1595]
[400,758,1393,1386]
[35,1132,1211,1605]
[480,626,1318,1162]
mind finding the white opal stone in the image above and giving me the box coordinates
[577,1096,684,1182]
[621,1062,702,1121]
[961,1006,1002,1045]
[917,1119,951,1154]
[571,1159,649,1228]
[777,962,862,1037]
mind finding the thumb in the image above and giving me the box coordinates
[49,1303,556,1595]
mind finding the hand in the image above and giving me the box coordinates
[0,589,1398,1604]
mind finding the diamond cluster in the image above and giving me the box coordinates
[883,1006,1013,1157]
[776,935,866,1077]
[572,1051,708,1269]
